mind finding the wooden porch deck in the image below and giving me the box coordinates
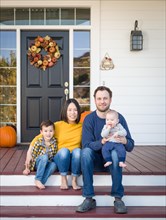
[0,145,166,175]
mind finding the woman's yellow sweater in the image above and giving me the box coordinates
[31,121,82,152]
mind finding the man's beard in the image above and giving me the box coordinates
[96,106,110,113]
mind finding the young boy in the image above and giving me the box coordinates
[23,120,57,189]
[101,110,127,168]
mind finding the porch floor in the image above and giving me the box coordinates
[0,145,165,175]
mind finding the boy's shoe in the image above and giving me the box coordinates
[76,198,96,212]
[114,200,127,214]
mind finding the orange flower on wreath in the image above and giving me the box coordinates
[27,35,61,71]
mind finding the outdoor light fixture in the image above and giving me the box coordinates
[130,20,143,51]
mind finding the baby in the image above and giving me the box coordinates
[101,110,127,168]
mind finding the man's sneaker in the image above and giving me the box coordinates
[76,198,96,212]
[114,200,127,214]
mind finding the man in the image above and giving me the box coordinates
[76,86,134,213]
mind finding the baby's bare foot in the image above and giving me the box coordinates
[35,180,45,189]
[104,161,112,167]
[119,162,127,168]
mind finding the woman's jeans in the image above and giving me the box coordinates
[81,148,124,198]
[53,148,81,176]
[35,154,57,184]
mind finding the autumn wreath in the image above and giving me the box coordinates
[27,35,61,71]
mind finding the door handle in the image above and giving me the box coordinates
[64,88,69,100]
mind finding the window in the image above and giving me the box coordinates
[0,31,17,127]
[0,8,14,25]
[0,8,91,26]
[15,8,29,25]
[73,31,90,111]
[46,8,59,25]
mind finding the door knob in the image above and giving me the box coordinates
[64,82,69,87]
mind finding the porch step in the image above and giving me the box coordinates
[0,206,165,219]
[1,174,165,186]
[1,185,165,196]
[1,185,165,207]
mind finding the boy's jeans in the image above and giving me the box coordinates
[35,154,57,184]
[81,148,124,198]
[53,148,81,176]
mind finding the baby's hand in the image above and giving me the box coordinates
[106,124,112,129]
[113,132,119,138]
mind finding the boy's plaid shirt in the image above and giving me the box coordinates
[30,137,57,171]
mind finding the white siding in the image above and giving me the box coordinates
[98,1,165,145]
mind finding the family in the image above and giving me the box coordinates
[23,86,134,214]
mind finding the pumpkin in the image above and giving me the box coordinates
[80,111,92,123]
[0,125,17,147]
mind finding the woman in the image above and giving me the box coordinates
[29,99,82,190]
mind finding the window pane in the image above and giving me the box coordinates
[74,51,90,67]
[61,8,74,25]
[0,87,16,104]
[31,8,44,25]
[74,68,90,86]
[0,68,16,85]
[46,8,59,25]
[0,8,14,25]
[76,8,90,25]
[80,105,90,112]
[74,31,90,48]
[0,50,16,67]
[0,31,16,48]
[74,87,90,105]
[15,8,29,25]
[0,106,16,123]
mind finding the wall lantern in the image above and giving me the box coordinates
[130,20,143,51]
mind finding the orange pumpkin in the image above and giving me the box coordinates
[80,111,92,123]
[0,126,17,147]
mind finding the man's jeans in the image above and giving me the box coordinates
[53,148,81,176]
[81,148,124,198]
[35,154,57,184]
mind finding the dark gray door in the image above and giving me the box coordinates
[21,30,69,142]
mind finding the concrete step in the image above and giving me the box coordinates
[1,186,165,207]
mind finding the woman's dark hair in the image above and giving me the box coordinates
[60,99,81,124]
[93,86,112,98]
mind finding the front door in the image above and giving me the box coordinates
[21,30,69,142]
